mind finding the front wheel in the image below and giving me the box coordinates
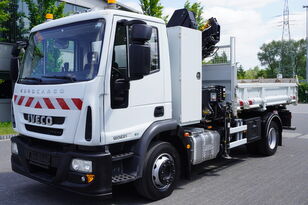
[258,121,280,156]
[134,141,180,201]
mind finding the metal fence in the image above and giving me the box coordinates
[204,37,236,65]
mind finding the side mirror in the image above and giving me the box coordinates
[129,24,152,80]
[131,24,152,42]
[10,45,20,83]
[16,41,28,50]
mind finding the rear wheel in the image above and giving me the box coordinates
[258,121,280,156]
[134,141,180,201]
[246,142,259,154]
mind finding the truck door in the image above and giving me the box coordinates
[103,16,166,145]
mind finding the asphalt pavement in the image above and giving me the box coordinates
[0,104,307,205]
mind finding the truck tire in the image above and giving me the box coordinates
[246,142,259,154]
[134,141,180,201]
[258,121,280,156]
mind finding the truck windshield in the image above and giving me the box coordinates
[19,19,105,84]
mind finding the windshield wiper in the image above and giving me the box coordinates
[42,75,76,82]
[19,77,42,82]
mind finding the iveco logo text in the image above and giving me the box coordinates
[20,88,64,95]
[28,114,53,126]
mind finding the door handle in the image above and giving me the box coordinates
[154,106,164,117]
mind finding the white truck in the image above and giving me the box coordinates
[10,6,297,201]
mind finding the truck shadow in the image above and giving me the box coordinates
[180,146,262,183]
[0,146,264,205]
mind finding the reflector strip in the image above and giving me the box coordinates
[25,97,34,107]
[72,98,83,110]
[34,102,42,109]
[56,98,70,110]
[17,96,25,105]
[13,95,83,110]
[43,98,55,109]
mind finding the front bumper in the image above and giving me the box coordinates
[11,136,112,196]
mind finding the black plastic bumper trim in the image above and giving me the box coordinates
[11,136,112,197]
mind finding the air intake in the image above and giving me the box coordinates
[85,106,92,141]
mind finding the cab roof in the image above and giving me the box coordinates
[31,9,165,33]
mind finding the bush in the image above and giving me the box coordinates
[298,82,308,103]
[0,122,17,135]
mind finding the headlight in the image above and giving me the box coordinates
[11,142,18,155]
[71,159,92,173]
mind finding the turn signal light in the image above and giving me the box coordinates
[184,132,190,137]
[108,0,116,3]
[86,174,95,183]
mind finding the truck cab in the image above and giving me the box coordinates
[11,9,174,198]
[13,10,170,145]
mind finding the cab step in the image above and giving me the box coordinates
[112,152,134,161]
[112,173,136,184]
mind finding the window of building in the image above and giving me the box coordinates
[60,2,89,14]
[75,5,88,13]
[0,72,12,99]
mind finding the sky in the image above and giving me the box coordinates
[120,0,307,69]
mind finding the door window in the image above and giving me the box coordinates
[149,28,160,72]
[110,22,129,109]
[110,22,160,109]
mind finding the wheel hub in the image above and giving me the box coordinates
[152,153,175,190]
[268,127,277,149]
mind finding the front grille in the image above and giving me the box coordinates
[24,114,65,125]
[25,124,63,136]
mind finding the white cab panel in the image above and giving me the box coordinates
[103,16,170,145]
[167,26,202,126]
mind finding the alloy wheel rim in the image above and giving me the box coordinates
[268,127,277,149]
[152,153,176,190]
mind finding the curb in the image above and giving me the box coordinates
[0,134,18,141]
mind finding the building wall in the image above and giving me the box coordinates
[61,0,140,13]
[0,43,14,122]
[61,0,106,9]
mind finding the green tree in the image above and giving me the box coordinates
[23,0,65,29]
[0,0,27,42]
[298,82,308,103]
[139,0,168,21]
[22,0,66,73]
[258,39,306,79]
[204,51,228,64]
[244,66,267,79]
[184,1,205,30]
[237,65,246,79]
[0,0,10,36]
